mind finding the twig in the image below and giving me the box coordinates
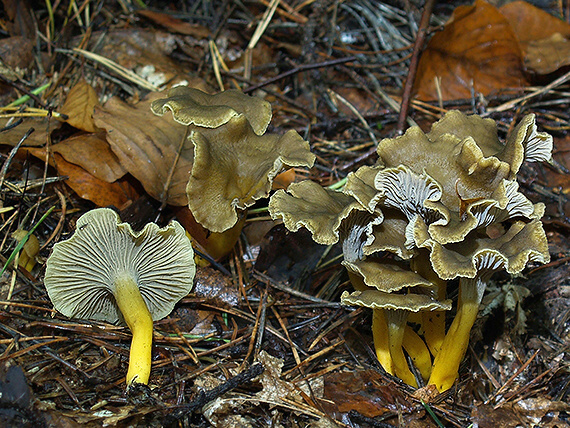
[397,0,436,133]
[240,289,268,371]
[0,75,46,108]
[484,68,570,114]
[484,349,540,405]
[243,56,357,94]
[168,363,264,419]
[0,128,34,193]
[253,270,341,307]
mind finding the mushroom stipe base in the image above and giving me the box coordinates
[114,273,154,386]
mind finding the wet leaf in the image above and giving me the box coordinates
[49,133,126,183]
[193,267,239,307]
[414,0,526,101]
[52,153,138,208]
[322,370,411,418]
[93,92,191,206]
[499,1,570,75]
[499,1,570,46]
[525,33,570,75]
[60,79,100,133]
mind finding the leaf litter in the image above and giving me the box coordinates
[0,0,568,427]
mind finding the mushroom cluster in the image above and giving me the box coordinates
[151,87,315,258]
[269,111,551,391]
[44,208,196,387]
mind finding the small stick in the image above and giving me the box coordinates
[170,363,264,417]
[243,56,357,94]
[0,75,46,108]
[397,0,436,134]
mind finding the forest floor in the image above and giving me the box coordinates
[0,0,568,427]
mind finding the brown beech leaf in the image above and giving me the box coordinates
[60,79,100,133]
[322,370,412,418]
[50,133,126,183]
[414,0,527,101]
[93,92,191,206]
[499,1,570,74]
[137,10,210,38]
[53,153,139,208]
[525,33,570,75]
[25,148,138,208]
[271,168,297,190]
[499,1,570,46]
[0,36,34,70]
[0,117,62,147]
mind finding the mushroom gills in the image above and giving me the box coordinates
[114,272,154,386]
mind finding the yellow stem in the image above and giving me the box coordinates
[372,308,394,375]
[421,310,446,357]
[428,277,485,391]
[114,274,154,386]
[387,310,417,387]
[411,253,447,356]
[403,326,432,382]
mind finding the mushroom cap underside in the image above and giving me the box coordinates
[44,208,196,325]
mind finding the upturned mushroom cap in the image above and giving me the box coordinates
[342,259,437,293]
[44,208,196,324]
[269,180,366,245]
[413,218,550,281]
[150,86,273,135]
[188,115,315,233]
[343,165,384,211]
[340,289,451,312]
[373,112,552,245]
[498,113,553,179]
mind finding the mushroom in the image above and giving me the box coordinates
[341,289,451,386]
[44,208,195,386]
[185,114,315,233]
[416,218,549,391]
[371,110,552,391]
[270,110,552,392]
[150,86,273,136]
[269,179,444,384]
[11,229,40,272]
[151,86,315,255]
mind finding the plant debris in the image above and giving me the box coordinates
[0,0,568,427]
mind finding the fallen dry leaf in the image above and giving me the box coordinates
[525,33,570,75]
[499,1,570,46]
[271,168,297,190]
[499,1,570,75]
[0,117,62,147]
[93,92,191,206]
[60,79,100,133]
[25,147,138,208]
[414,0,526,101]
[2,0,35,39]
[52,153,138,208]
[0,36,34,70]
[87,29,204,88]
[322,370,412,418]
[49,133,126,183]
